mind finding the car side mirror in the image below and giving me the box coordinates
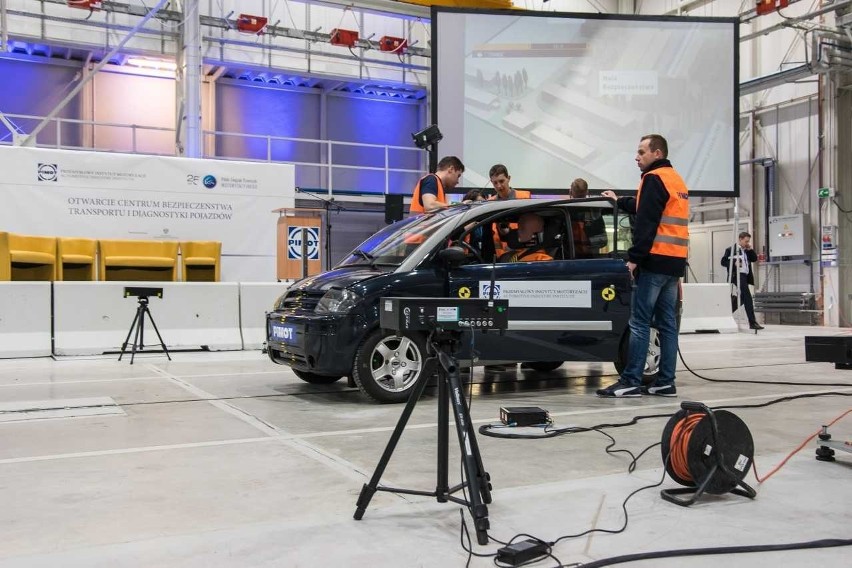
[438,246,467,266]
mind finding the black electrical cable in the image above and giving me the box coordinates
[678,347,852,387]
[479,391,852,440]
[575,538,852,568]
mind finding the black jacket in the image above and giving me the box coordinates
[615,159,687,277]
[721,245,758,286]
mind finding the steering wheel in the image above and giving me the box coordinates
[457,240,483,264]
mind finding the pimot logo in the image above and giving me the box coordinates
[37,163,58,182]
[202,174,217,188]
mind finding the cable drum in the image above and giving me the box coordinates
[661,409,754,495]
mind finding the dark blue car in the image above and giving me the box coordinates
[266,198,665,403]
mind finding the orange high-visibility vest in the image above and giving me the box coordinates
[488,189,531,201]
[636,166,689,258]
[409,174,446,215]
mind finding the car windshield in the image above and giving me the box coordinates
[337,208,465,267]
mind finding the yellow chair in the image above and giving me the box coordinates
[98,239,179,282]
[180,241,221,282]
[0,232,57,281]
[57,237,98,281]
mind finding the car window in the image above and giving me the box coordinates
[338,208,463,267]
[448,202,627,265]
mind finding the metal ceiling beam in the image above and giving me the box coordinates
[38,0,431,57]
[741,0,852,42]
[18,0,170,147]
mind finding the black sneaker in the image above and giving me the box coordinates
[596,381,641,398]
[641,383,677,397]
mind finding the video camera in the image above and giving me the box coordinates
[123,287,164,299]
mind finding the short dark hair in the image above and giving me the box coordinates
[640,134,668,158]
[570,178,588,198]
[437,156,464,172]
[739,231,751,239]
[463,189,483,201]
[488,164,509,178]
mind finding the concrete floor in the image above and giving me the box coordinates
[0,326,850,567]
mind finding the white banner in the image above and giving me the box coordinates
[479,280,592,308]
[0,146,295,281]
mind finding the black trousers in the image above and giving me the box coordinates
[733,274,757,325]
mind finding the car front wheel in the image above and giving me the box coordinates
[614,327,661,386]
[352,329,430,403]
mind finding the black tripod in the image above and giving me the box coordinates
[118,295,171,364]
[354,330,492,545]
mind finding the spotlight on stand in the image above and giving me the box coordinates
[412,124,442,149]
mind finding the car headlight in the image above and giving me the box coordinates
[315,288,362,314]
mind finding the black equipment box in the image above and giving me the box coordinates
[380,297,509,332]
[500,406,550,427]
[805,335,852,369]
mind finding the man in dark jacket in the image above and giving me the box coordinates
[721,231,763,330]
[599,134,688,398]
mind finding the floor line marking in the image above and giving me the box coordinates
[144,364,375,484]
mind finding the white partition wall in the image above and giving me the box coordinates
[239,282,288,349]
[0,283,52,358]
[53,282,243,356]
[680,283,739,334]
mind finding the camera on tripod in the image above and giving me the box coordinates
[123,286,164,299]
[119,286,169,364]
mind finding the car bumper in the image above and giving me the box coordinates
[266,311,365,376]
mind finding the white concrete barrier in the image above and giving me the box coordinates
[54,282,243,355]
[0,282,51,358]
[239,282,287,350]
[681,283,738,334]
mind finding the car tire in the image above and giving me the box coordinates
[614,327,661,386]
[522,361,564,373]
[352,329,430,403]
[292,369,343,384]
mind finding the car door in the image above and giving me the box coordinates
[447,203,632,364]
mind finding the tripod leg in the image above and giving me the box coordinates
[118,307,142,362]
[444,352,490,545]
[436,360,450,502]
[354,364,433,521]
[130,305,144,365]
[144,306,172,361]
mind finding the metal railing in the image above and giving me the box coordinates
[0,113,424,196]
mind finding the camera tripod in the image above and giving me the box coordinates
[118,295,171,364]
[353,330,492,545]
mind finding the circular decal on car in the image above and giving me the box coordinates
[601,286,616,301]
[458,286,471,299]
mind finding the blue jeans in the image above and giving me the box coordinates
[621,270,679,387]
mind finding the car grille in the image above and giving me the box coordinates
[280,290,325,312]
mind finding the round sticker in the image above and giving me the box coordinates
[602,286,616,301]
[458,286,471,299]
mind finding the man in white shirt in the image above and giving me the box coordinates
[721,231,763,330]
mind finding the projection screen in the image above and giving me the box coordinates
[433,8,739,197]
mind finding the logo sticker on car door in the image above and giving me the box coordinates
[478,280,592,308]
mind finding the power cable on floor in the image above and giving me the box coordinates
[572,538,852,568]
[678,346,852,387]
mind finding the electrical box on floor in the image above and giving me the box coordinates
[500,406,549,427]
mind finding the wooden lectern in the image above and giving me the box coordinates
[273,208,324,280]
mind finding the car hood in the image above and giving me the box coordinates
[289,266,386,293]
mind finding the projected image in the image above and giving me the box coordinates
[436,12,737,196]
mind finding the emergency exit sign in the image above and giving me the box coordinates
[818,187,832,198]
